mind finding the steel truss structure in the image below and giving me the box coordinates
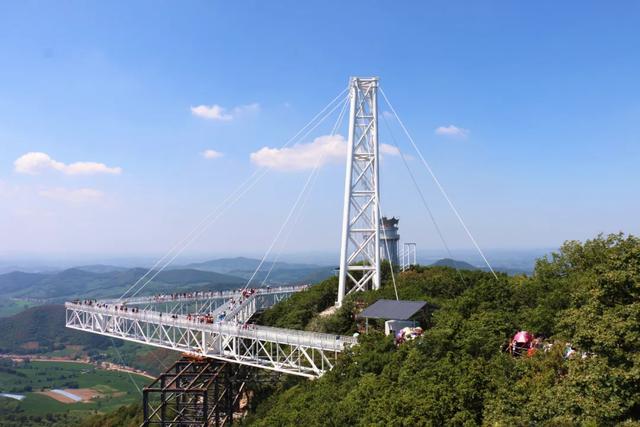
[66,287,356,378]
[401,242,417,272]
[338,77,382,307]
[143,358,253,427]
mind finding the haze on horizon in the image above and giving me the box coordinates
[1,2,638,262]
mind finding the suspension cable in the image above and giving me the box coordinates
[242,159,322,290]
[120,87,349,300]
[129,95,348,300]
[259,95,351,286]
[379,87,499,280]
[120,88,348,301]
[244,95,350,289]
[380,112,466,285]
[109,338,142,395]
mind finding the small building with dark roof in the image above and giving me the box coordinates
[357,299,428,335]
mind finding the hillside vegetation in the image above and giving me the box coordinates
[0,360,148,427]
[0,304,178,377]
[75,233,640,426]
[246,233,640,426]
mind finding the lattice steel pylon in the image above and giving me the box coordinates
[337,77,381,307]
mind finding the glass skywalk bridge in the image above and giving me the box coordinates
[65,286,357,378]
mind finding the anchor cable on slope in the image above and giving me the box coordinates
[379,87,499,280]
[379,111,467,286]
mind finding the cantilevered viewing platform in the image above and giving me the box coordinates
[65,286,357,378]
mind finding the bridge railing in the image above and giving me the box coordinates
[65,300,356,352]
[94,284,309,306]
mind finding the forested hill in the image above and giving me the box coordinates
[0,304,109,354]
[83,233,640,426]
[246,233,640,425]
[429,257,478,270]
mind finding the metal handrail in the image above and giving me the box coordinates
[65,301,357,351]
[92,284,308,305]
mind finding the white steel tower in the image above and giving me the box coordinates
[337,77,381,307]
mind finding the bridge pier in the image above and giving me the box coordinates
[143,357,253,426]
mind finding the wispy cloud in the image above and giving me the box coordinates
[250,135,346,171]
[38,187,103,203]
[380,144,400,156]
[14,152,122,175]
[202,149,223,159]
[250,135,400,171]
[435,125,469,139]
[191,103,260,121]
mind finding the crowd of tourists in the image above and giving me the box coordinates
[506,330,592,359]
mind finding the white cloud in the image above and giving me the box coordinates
[382,111,395,119]
[435,125,469,139]
[235,103,260,114]
[249,135,400,171]
[191,103,260,121]
[202,149,223,159]
[14,152,122,175]
[380,144,400,156]
[191,105,232,121]
[38,187,103,203]
[250,135,347,171]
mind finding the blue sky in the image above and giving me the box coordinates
[0,1,638,261]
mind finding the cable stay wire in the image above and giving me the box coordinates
[127,168,270,300]
[109,338,142,395]
[119,87,349,301]
[379,87,499,280]
[259,165,319,286]
[259,95,351,286]
[128,93,349,300]
[120,92,342,301]
[119,167,267,301]
[380,112,467,286]
[242,159,321,290]
[244,95,351,290]
[120,87,348,300]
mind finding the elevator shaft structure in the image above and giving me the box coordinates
[337,77,381,307]
[380,216,400,266]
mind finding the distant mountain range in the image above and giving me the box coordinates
[429,258,478,270]
[179,257,322,273]
[177,257,335,284]
[75,264,130,274]
[0,257,335,305]
[0,267,245,302]
[428,258,532,274]
[0,255,532,313]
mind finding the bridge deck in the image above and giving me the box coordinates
[66,286,357,378]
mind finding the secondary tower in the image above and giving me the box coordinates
[380,216,400,266]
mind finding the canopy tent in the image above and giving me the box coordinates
[513,331,534,343]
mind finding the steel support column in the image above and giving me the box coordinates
[337,77,381,307]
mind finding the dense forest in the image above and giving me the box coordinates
[84,233,640,426]
[251,233,640,425]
